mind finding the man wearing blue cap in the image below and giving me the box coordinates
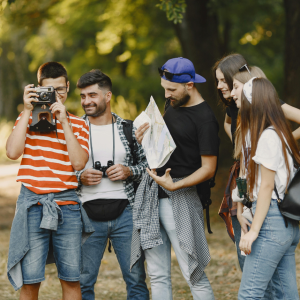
[134,57,218,299]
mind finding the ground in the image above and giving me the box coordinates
[0,163,299,300]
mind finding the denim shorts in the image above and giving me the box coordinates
[21,204,82,284]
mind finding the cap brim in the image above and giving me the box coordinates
[194,74,206,83]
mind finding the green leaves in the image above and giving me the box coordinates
[156,0,186,24]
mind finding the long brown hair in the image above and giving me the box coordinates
[240,78,300,197]
[233,66,267,159]
[213,53,247,106]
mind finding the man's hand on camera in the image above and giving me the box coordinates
[50,97,68,124]
[81,168,103,185]
[135,122,150,145]
[106,164,130,181]
[23,84,39,111]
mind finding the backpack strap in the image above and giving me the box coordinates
[123,120,137,166]
[123,120,139,193]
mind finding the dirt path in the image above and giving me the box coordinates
[0,164,21,229]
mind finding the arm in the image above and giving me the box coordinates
[147,155,217,191]
[239,165,275,254]
[6,84,39,159]
[281,103,300,140]
[224,113,232,142]
[50,98,88,171]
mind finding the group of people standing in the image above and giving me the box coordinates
[5,54,299,300]
[215,54,300,299]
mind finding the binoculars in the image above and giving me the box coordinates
[94,160,114,178]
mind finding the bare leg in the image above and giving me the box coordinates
[60,279,82,300]
[19,283,41,300]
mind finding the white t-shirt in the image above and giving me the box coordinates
[252,127,296,200]
[80,123,128,203]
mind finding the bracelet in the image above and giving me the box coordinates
[129,167,133,177]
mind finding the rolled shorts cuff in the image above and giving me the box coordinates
[23,276,45,285]
[57,274,80,282]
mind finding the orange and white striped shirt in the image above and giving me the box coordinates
[14,112,89,200]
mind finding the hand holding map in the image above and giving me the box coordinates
[134,96,176,169]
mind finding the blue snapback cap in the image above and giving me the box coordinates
[160,57,206,83]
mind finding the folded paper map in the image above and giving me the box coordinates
[134,96,176,169]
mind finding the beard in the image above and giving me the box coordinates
[169,92,190,109]
[83,101,107,117]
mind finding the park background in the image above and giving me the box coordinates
[0,0,300,299]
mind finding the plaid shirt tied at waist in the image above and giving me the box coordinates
[131,173,211,285]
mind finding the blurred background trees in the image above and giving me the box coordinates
[0,0,299,164]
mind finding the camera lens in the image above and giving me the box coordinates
[107,160,114,167]
[39,92,50,101]
[95,161,101,170]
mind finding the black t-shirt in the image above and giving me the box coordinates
[226,102,239,148]
[157,101,219,178]
[226,99,285,149]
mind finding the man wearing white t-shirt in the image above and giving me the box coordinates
[75,69,149,300]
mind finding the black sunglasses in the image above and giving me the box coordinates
[158,68,192,81]
[239,64,251,75]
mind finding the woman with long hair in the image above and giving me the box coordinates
[213,54,300,272]
[237,77,299,299]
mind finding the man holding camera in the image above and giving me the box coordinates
[6,62,93,300]
[133,57,219,300]
[75,69,149,300]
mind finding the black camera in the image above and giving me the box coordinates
[30,86,56,133]
[35,86,56,103]
[94,160,114,178]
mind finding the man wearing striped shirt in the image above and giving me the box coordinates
[6,62,92,299]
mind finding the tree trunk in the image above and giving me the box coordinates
[284,0,300,107]
[174,0,232,165]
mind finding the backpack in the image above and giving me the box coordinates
[164,99,219,234]
[123,120,139,192]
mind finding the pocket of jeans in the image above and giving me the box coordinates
[267,216,293,245]
[66,204,81,211]
[125,204,133,212]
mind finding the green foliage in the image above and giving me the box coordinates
[0,0,289,122]
[213,0,285,96]
[0,0,182,120]
[156,0,186,24]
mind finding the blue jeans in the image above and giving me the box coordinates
[21,204,82,283]
[80,204,149,300]
[144,198,215,300]
[233,214,275,299]
[238,199,299,300]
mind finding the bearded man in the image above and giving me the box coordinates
[133,57,219,300]
[75,69,149,300]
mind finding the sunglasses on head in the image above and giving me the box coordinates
[158,68,192,81]
[239,64,251,75]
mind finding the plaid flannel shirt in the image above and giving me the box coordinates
[75,112,148,206]
[131,173,211,285]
